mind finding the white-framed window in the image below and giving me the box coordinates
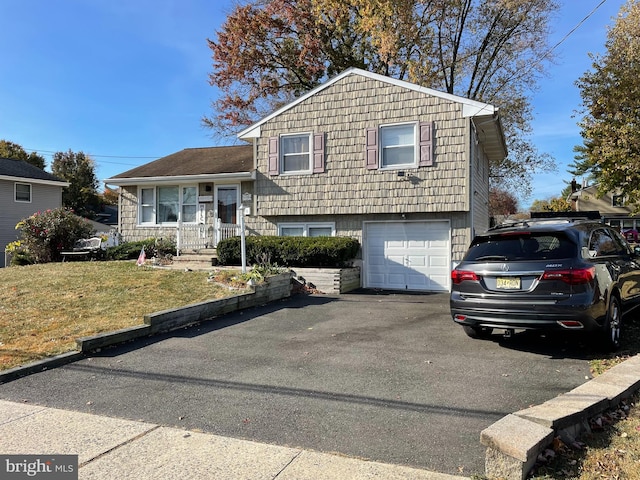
[182,186,197,222]
[15,183,31,203]
[281,133,312,173]
[278,222,335,237]
[612,194,625,207]
[138,185,198,225]
[380,122,417,168]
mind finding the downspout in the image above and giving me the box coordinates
[468,119,475,243]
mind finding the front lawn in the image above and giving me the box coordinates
[0,261,241,370]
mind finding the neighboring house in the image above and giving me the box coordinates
[105,68,506,292]
[104,146,255,249]
[570,184,638,236]
[0,157,69,268]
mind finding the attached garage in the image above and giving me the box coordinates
[364,221,451,292]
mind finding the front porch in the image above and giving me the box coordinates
[175,219,241,254]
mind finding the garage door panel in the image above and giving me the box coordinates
[365,221,451,292]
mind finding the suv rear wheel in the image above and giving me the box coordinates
[603,295,622,351]
[462,325,493,339]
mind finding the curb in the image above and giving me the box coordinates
[481,354,640,480]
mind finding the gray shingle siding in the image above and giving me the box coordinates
[253,75,469,218]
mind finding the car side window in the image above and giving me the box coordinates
[589,228,625,257]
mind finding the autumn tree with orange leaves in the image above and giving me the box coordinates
[205,0,558,197]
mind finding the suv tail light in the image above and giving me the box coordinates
[451,270,478,284]
[541,267,595,285]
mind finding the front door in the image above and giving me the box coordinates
[215,185,239,224]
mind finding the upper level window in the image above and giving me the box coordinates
[15,183,31,202]
[612,194,625,207]
[281,134,311,173]
[279,222,335,237]
[366,121,433,170]
[380,123,416,168]
[268,133,325,175]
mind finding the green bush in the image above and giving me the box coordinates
[105,238,176,261]
[217,236,360,267]
[14,208,95,263]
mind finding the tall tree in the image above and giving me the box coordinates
[0,139,47,170]
[51,150,100,218]
[205,0,557,196]
[572,0,640,209]
[489,188,519,217]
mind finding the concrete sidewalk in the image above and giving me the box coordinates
[0,400,467,480]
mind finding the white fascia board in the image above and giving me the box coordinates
[237,67,498,139]
[104,171,256,187]
[0,175,69,187]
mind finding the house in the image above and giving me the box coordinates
[105,68,506,292]
[0,157,69,268]
[104,146,255,250]
[569,183,638,237]
[238,68,506,292]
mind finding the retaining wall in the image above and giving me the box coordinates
[290,267,360,294]
[481,355,640,479]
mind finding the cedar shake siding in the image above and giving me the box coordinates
[251,74,469,218]
[240,71,503,263]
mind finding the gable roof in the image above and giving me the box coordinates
[0,157,69,186]
[237,67,507,161]
[104,145,254,186]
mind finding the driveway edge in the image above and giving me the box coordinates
[0,272,292,385]
[481,354,640,480]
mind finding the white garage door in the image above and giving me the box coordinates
[365,221,451,292]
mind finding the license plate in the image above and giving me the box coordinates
[496,277,521,289]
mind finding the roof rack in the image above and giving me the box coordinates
[530,211,601,220]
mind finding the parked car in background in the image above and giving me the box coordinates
[450,217,640,351]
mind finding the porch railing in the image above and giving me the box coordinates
[175,219,241,255]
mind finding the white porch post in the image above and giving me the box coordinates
[239,206,247,273]
[176,217,182,257]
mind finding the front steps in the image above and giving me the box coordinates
[172,248,218,269]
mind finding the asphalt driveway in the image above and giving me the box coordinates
[0,290,593,477]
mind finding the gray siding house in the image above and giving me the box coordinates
[0,157,69,268]
[106,68,506,292]
[238,68,506,292]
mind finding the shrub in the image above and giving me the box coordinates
[217,236,360,267]
[14,208,95,263]
[105,238,176,261]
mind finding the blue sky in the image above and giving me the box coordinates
[0,0,626,209]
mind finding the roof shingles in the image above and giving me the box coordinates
[110,146,253,179]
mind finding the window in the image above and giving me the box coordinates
[140,188,155,223]
[268,133,325,175]
[15,183,31,202]
[588,229,626,257]
[138,185,198,225]
[366,121,432,170]
[380,123,416,168]
[182,187,197,223]
[278,223,335,237]
[281,134,311,173]
[612,194,625,207]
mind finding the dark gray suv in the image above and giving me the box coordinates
[450,217,640,350]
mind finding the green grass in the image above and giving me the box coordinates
[2,262,640,478]
[0,261,243,370]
